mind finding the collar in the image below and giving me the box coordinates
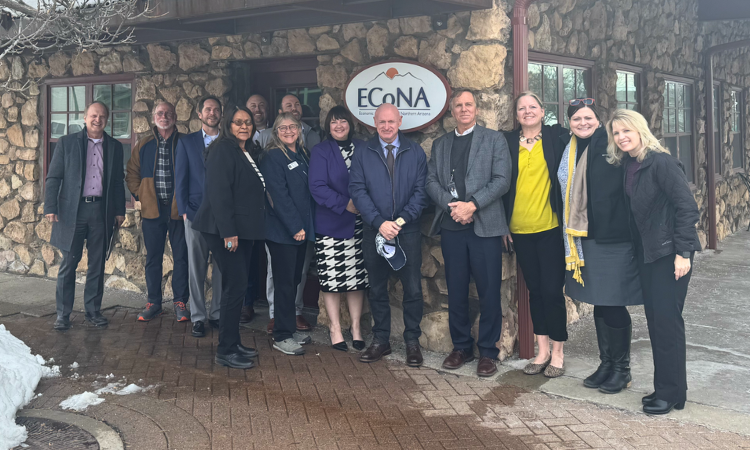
[455,124,476,137]
[85,128,103,143]
[202,129,219,140]
[379,134,400,150]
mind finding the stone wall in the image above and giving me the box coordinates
[2,0,750,358]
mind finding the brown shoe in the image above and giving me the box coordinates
[405,341,423,367]
[266,319,274,335]
[442,349,475,370]
[477,357,498,377]
[296,314,312,331]
[544,364,565,378]
[239,306,254,324]
[359,342,392,363]
[523,355,551,375]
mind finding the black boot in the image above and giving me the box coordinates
[583,317,612,388]
[598,322,632,394]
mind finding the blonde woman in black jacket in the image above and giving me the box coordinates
[607,109,701,415]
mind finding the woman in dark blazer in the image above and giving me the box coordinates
[309,106,369,352]
[607,109,701,415]
[260,112,316,356]
[192,106,265,370]
[502,91,569,377]
[557,100,643,394]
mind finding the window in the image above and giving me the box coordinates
[528,59,592,126]
[616,71,640,111]
[713,84,722,174]
[663,80,695,183]
[731,89,744,170]
[45,75,135,204]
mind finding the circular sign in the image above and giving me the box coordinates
[344,60,452,133]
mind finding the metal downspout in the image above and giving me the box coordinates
[513,0,537,360]
[704,38,750,249]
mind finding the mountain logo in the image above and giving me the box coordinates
[365,68,425,85]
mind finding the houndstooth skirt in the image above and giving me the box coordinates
[315,217,369,293]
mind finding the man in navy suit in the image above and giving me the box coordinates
[175,95,223,338]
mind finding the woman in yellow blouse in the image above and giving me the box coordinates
[502,92,568,377]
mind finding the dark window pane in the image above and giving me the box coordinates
[668,108,676,134]
[51,114,67,138]
[684,85,692,109]
[665,137,678,157]
[544,108,558,125]
[69,113,84,134]
[678,135,694,183]
[684,109,692,133]
[663,107,670,134]
[667,83,675,108]
[732,134,743,169]
[677,84,684,109]
[713,86,720,128]
[94,84,112,109]
[69,86,85,112]
[563,67,575,103]
[616,72,627,102]
[51,87,67,112]
[114,83,132,110]
[677,106,684,133]
[576,69,587,98]
[627,73,638,103]
[113,112,131,139]
[731,91,740,132]
[543,65,558,102]
[715,132,722,173]
[529,64,542,96]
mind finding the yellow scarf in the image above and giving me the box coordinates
[563,136,588,286]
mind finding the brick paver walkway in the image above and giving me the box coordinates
[5,307,750,449]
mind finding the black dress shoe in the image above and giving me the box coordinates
[643,398,685,415]
[85,312,108,328]
[332,341,348,352]
[359,342,392,363]
[208,319,220,329]
[405,341,423,367]
[642,392,657,405]
[352,340,365,351]
[442,349,475,370]
[53,316,70,331]
[235,343,259,358]
[192,321,206,337]
[215,352,255,369]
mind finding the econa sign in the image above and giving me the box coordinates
[344,60,452,133]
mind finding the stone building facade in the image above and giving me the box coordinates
[0,0,748,358]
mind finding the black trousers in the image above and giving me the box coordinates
[266,241,307,342]
[640,253,692,403]
[512,227,568,342]
[361,228,423,345]
[442,228,504,359]
[56,201,107,318]
[204,234,253,355]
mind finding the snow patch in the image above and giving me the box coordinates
[59,392,105,412]
[95,382,153,396]
[0,325,46,450]
[69,362,79,369]
[502,358,532,370]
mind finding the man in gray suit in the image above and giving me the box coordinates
[426,89,511,377]
[44,101,126,331]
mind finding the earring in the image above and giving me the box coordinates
[598,122,603,128]
[569,130,573,136]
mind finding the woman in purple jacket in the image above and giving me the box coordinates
[309,106,369,352]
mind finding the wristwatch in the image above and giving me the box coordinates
[679,251,691,258]
[395,217,406,227]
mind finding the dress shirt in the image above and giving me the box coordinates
[455,124,476,136]
[83,136,104,197]
[155,132,174,201]
[379,135,400,159]
[202,129,219,148]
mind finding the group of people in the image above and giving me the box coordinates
[44,85,699,415]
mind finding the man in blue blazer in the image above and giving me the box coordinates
[349,103,429,366]
[175,96,223,338]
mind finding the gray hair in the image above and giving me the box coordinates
[449,88,476,108]
[266,112,307,160]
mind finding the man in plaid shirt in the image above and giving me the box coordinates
[126,102,190,322]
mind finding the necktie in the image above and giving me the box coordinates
[386,144,395,177]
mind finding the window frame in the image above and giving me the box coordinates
[42,74,136,206]
[528,52,596,126]
[661,77,697,185]
[713,82,723,177]
[615,64,644,112]
[730,88,745,172]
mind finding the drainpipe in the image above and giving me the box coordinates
[513,0,538,360]
[704,38,750,249]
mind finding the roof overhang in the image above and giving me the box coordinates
[698,0,750,21]
[127,0,492,43]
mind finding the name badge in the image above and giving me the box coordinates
[287,161,299,170]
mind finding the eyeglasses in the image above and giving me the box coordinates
[569,98,596,106]
[154,111,175,118]
[232,120,253,128]
[277,124,300,132]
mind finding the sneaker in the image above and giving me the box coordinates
[273,338,305,355]
[293,332,311,345]
[173,301,190,322]
[137,302,163,321]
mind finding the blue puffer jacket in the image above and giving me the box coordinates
[348,133,428,233]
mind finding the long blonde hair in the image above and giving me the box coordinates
[266,112,307,160]
[606,109,670,165]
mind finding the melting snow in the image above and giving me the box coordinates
[59,392,105,412]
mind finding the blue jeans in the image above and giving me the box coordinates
[361,227,423,345]
[141,200,189,304]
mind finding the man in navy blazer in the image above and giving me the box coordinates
[175,96,223,338]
